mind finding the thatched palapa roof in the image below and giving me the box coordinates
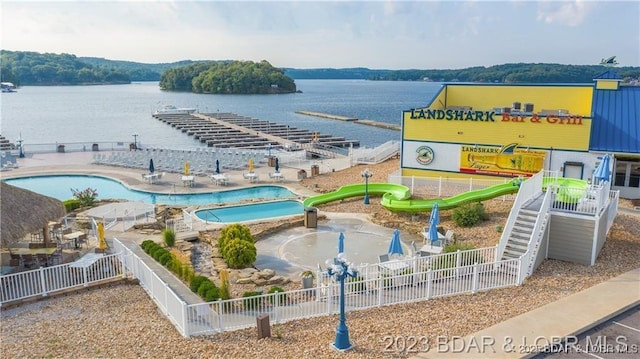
[0,182,66,246]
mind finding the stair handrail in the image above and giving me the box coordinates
[520,187,553,282]
[496,171,545,260]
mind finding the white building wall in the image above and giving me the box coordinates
[403,140,601,181]
[402,141,461,172]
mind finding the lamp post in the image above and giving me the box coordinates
[325,250,358,352]
[16,133,24,158]
[132,133,138,151]
[361,168,373,205]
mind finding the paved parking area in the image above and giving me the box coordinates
[534,305,640,359]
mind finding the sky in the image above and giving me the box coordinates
[2,0,639,69]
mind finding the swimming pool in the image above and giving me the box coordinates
[3,175,297,206]
[194,200,304,223]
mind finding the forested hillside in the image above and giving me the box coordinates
[2,50,638,86]
[377,63,640,83]
[0,50,130,86]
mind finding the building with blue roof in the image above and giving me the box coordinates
[400,70,639,199]
[590,71,639,199]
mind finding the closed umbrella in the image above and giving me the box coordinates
[388,229,403,256]
[184,161,190,175]
[275,157,280,173]
[149,158,155,174]
[215,159,220,174]
[248,158,254,173]
[97,222,107,251]
[593,154,611,183]
[338,232,344,254]
[429,203,440,245]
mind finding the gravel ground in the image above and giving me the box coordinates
[2,158,639,359]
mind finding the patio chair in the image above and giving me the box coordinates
[378,254,389,263]
[445,230,455,245]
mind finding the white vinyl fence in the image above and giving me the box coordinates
[2,239,522,338]
[1,252,124,304]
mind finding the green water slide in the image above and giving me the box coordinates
[303,181,522,213]
[302,177,590,213]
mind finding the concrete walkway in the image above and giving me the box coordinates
[112,232,204,306]
[415,267,640,359]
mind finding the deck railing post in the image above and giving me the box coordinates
[39,267,48,297]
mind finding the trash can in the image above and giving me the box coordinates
[304,207,317,228]
[57,144,65,153]
[297,169,307,180]
[267,156,276,167]
[92,143,99,151]
[311,165,320,177]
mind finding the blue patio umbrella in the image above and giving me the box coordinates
[388,229,403,256]
[429,203,440,244]
[338,232,344,254]
[215,159,220,174]
[275,157,280,173]
[149,158,155,174]
[593,154,611,183]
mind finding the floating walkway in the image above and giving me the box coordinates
[152,112,359,151]
[295,111,401,131]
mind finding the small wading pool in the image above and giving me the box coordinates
[195,200,304,223]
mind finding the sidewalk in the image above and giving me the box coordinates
[415,267,640,359]
[113,232,204,306]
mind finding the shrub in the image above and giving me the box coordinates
[219,269,231,300]
[190,275,209,293]
[141,240,155,251]
[268,286,287,305]
[158,252,172,266]
[197,280,217,298]
[63,199,81,212]
[223,238,257,269]
[218,223,254,257]
[242,291,262,310]
[163,228,176,247]
[71,187,98,207]
[204,287,220,302]
[452,202,489,227]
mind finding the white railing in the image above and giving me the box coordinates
[110,238,188,337]
[496,171,544,260]
[606,191,620,232]
[387,174,515,198]
[520,188,553,280]
[102,208,118,230]
[184,252,520,336]
[549,184,605,216]
[0,253,124,305]
[3,240,522,337]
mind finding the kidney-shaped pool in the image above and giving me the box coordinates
[3,175,298,206]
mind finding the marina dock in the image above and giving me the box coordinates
[295,111,401,131]
[152,112,359,154]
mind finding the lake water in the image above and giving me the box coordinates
[0,80,441,149]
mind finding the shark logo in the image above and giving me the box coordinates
[600,56,618,67]
[416,146,435,165]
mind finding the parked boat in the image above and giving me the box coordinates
[154,104,196,115]
[1,82,17,93]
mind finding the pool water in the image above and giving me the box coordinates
[195,200,304,223]
[3,175,297,206]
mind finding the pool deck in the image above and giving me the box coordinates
[0,151,318,198]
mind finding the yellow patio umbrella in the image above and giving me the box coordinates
[184,161,190,175]
[97,222,107,251]
[248,158,254,173]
